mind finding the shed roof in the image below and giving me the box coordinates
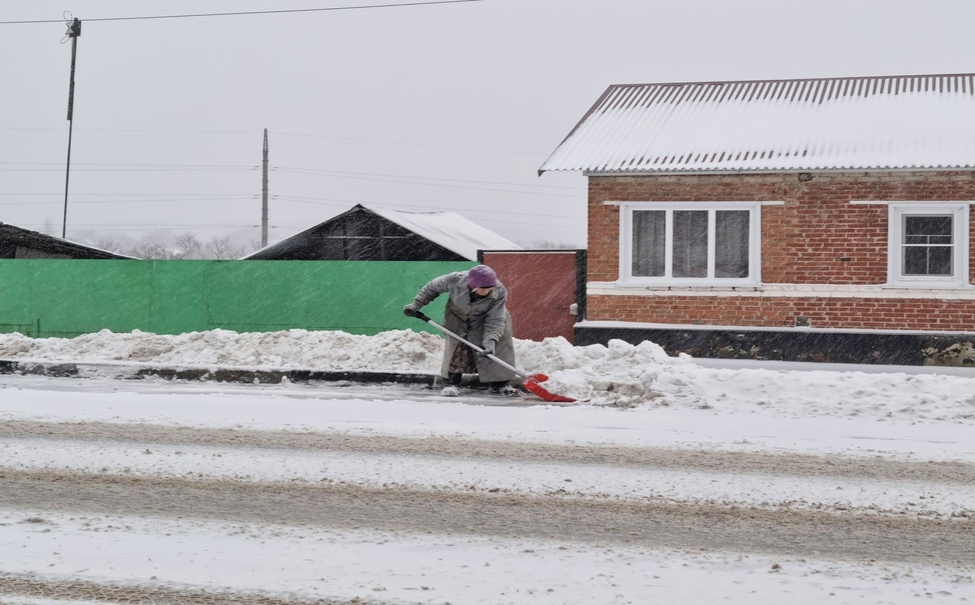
[364,205,521,260]
[243,204,521,261]
[0,223,134,259]
[539,73,975,175]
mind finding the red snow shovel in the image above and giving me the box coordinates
[410,311,576,403]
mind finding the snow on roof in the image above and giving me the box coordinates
[363,205,521,260]
[539,73,975,175]
[0,222,137,259]
[240,204,522,261]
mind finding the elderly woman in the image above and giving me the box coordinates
[403,265,518,396]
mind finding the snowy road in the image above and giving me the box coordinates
[1,428,973,560]
[1,373,973,604]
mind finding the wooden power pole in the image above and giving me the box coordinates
[261,129,269,247]
[62,17,81,239]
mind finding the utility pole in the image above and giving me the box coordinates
[261,129,269,247]
[62,17,81,239]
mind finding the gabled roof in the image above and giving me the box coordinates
[539,73,975,175]
[363,205,521,260]
[242,204,521,261]
[0,223,134,259]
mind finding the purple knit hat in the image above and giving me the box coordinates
[466,265,498,289]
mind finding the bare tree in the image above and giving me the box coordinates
[243,238,262,256]
[92,237,126,254]
[74,229,262,260]
[130,242,178,260]
[173,233,204,259]
[203,236,243,260]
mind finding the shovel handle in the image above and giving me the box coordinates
[409,311,527,379]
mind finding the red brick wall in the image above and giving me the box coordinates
[589,171,975,331]
[588,295,975,331]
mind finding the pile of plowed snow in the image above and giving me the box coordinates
[2,329,975,414]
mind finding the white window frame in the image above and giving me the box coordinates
[618,201,762,286]
[886,202,970,288]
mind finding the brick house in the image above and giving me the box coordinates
[540,73,975,365]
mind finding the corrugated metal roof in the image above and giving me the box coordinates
[0,222,136,259]
[365,205,522,261]
[242,204,521,261]
[539,73,975,174]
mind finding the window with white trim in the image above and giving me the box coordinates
[619,202,762,285]
[887,203,970,288]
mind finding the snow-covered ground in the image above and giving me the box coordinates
[1,328,974,604]
[3,326,975,411]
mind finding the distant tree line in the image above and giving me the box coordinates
[73,230,578,260]
[91,232,261,260]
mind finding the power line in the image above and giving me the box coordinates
[0,162,580,192]
[0,162,256,169]
[0,0,485,25]
[68,224,252,228]
[59,224,268,230]
[0,197,256,206]
[0,193,253,197]
[274,168,583,198]
[273,196,587,225]
[272,131,546,156]
[0,127,256,134]
[271,166,581,190]
[16,225,258,233]
[0,167,256,173]
[0,127,550,156]
[0,193,587,224]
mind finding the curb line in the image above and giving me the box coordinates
[0,359,438,387]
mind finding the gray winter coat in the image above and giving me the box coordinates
[411,271,517,383]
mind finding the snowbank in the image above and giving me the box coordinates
[2,328,975,416]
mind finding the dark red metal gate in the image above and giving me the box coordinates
[480,250,586,344]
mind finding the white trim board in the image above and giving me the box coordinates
[588,283,975,299]
[603,200,785,206]
[850,200,975,205]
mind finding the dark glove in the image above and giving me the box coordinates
[478,341,496,358]
[403,304,420,317]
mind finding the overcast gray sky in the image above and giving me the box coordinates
[3,0,975,249]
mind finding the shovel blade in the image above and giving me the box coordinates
[524,373,576,403]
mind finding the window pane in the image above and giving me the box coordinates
[904,246,953,275]
[901,214,954,276]
[632,211,665,276]
[672,211,708,278]
[715,210,750,278]
[927,247,953,275]
[904,216,952,244]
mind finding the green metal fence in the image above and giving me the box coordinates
[0,259,474,338]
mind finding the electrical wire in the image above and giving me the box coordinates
[272,195,587,225]
[0,193,252,196]
[270,166,580,190]
[275,168,582,198]
[0,162,256,169]
[0,163,580,193]
[0,127,550,157]
[0,198,257,206]
[0,0,485,25]
[0,167,256,173]
[272,131,545,156]
[65,224,253,228]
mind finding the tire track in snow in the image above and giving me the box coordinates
[1,468,973,566]
[0,572,354,604]
[2,419,973,483]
